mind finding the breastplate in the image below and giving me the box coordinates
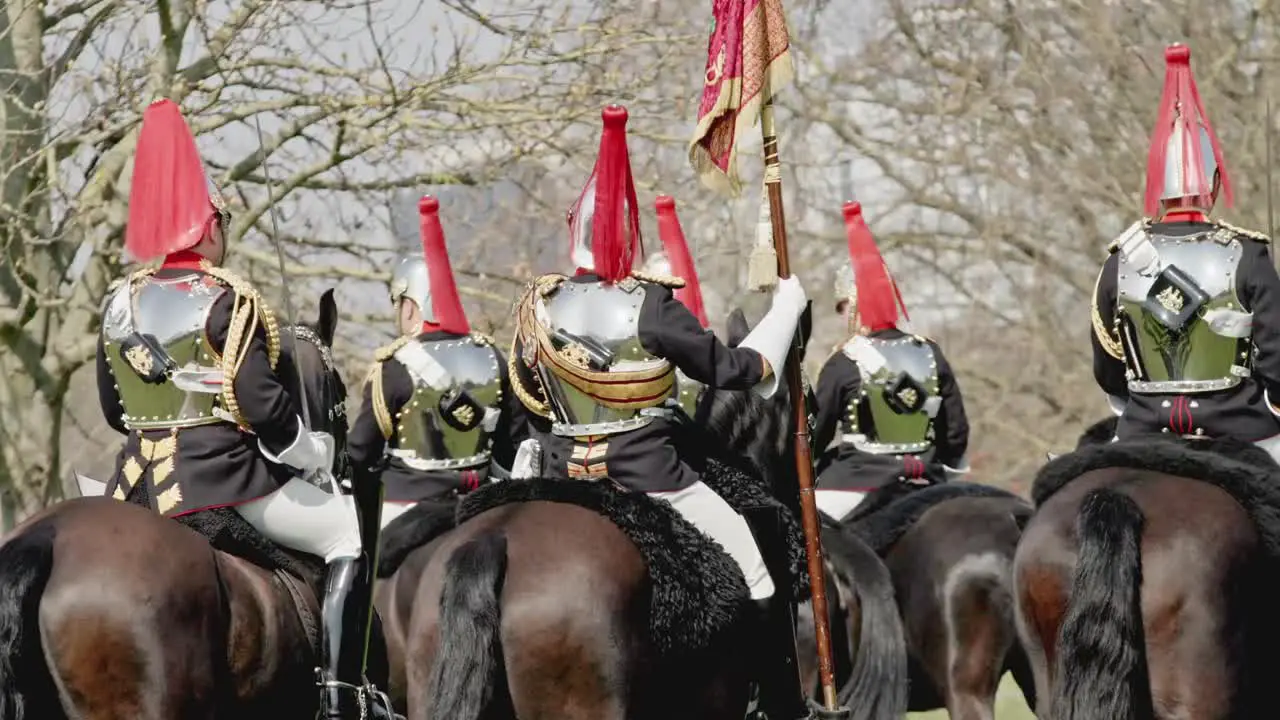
[393,336,503,470]
[842,336,938,454]
[537,280,676,436]
[100,273,228,430]
[1115,232,1251,393]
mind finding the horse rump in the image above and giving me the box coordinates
[425,531,510,720]
[0,520,62,720]
[1053,488,1153,720]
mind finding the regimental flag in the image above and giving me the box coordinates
[688,0,795,196]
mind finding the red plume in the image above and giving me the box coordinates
[1143,43,1232,216]
[418,196,471,335]
[655,195,709,327]
[843,202,907,332]
[568,105,642,282]
[125,99,220,263]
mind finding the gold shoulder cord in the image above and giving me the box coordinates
[365,362,394,440]
[506,281,553,418]
[200,262,282,428]
[1090,264,1124,361]
[365,336,411,439]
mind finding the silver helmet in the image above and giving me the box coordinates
[1160,122,1218,205]
[389,255,436,324]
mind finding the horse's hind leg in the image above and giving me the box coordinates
[942,553,1014,720]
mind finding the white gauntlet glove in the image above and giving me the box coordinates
[739,275,808,399]
[260,417,335,474]
[510,438,542,480]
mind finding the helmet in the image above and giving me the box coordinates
[1143,44,1233,218]
[840,202,908,333]
[125,99,230,263]
[388,196,470,335]
[566,105,642,282]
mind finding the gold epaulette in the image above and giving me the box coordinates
[533,273,567,297]
[1214,219,1270,244]
[198,261,281,429]
[470,331,495,347]
[630,270,686,288]
[374,335,412,362]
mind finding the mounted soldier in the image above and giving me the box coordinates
[509,104,812,719]
[348,196,529,528]
[95,99,396,720]
[643,194,713,421]
[812,201,971,522]
[1091,43,1280,460]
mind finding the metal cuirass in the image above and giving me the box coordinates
[535,279,676,437]
[100,273,229,430]
[1115,230,1252,394]
[391,336,503,470]
[841,336,939,454]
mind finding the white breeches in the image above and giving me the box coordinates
[648,481,775,600]
[815,489,868,523]
[380,501,415,530]
[234,478,363,563]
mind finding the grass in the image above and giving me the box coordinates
[906,674,1035,719]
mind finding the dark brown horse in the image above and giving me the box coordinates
[374,306,908,720]
[1012,417,1280,719]
[798,482,1035,720]
[0,291,369,720]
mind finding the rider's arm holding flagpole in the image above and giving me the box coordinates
[639,282,806,396]
[1090,252,1130,416]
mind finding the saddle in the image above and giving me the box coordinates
[1033,433,1280,562]
[447,456,808,660]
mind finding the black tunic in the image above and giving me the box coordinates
[347,331,531,503]
[515,273,767,492]
[1092,221,1280,441]
[98,268,301,517]
[811,329,970,491]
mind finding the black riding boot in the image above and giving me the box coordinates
[748,594,813,720]
[318,556,400,720]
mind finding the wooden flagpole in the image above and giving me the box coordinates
[759,97,844,714]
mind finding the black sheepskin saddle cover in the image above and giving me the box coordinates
[843,481,1026,556]
[376,498,459,579]
[445,456,808,658]
[1033,433,1280,560]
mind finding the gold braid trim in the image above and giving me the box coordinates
[198,261,281,428]
[508,282,553,418]
[1091,265,1124,361]
[470,331,495,347]
[365,362,394,440]
[1214,219,1270,244]
[629,270,685,288]
[375,335,412,362]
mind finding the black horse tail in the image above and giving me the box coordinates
[425,532,509,720]
[823,526,909,720]
[0,521,61,720]
[1054,488,1154,720]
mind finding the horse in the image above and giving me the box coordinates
[796,478,1036,720]
[372,304,908,720]
[1012,416,1280,719]
[0,289,377,720]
